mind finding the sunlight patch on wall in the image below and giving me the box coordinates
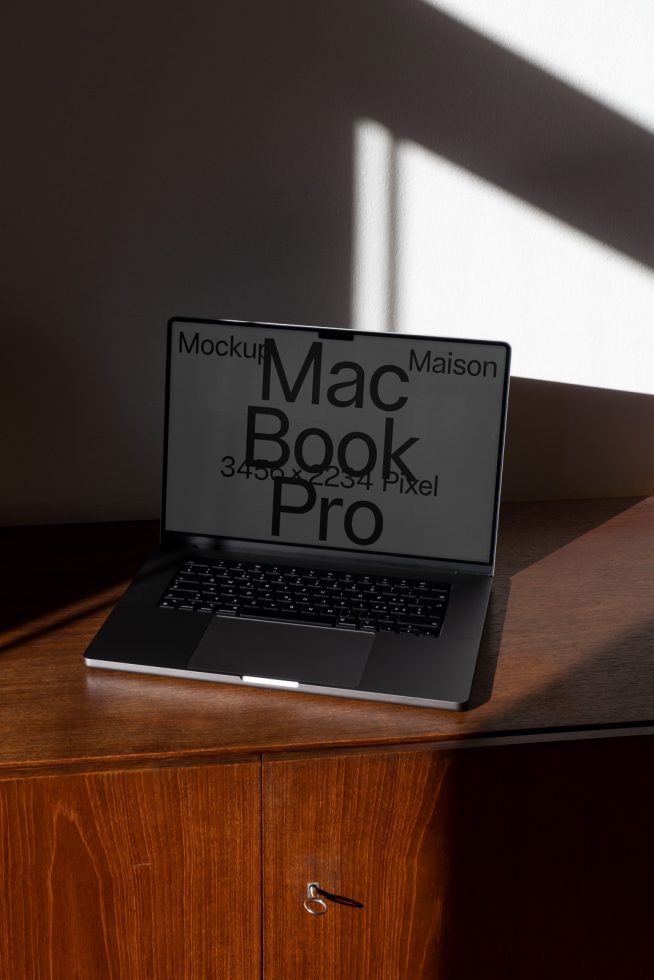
[351,120,394,333]
[396,141,654,393]
[352,120,654,395]
[423,0,654,133]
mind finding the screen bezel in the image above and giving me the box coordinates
[161,317,511,573]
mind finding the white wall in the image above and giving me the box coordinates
[2,1,653,524]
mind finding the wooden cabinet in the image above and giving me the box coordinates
[2,501,654,977]
[1,740,654,978]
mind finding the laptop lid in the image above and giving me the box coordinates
[162,318,510,573]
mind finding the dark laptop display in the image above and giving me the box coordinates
[85,318,510,709]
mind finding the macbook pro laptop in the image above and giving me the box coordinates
[85,317,510,709]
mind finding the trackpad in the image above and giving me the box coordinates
[188,617,373,689]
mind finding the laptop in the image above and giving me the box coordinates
[85,317,510,709]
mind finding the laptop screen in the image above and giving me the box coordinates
[164,320,510,565]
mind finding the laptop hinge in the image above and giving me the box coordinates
[161,531,493,578]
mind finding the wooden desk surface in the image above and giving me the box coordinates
[2,497,653,774]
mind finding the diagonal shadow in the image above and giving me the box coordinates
[345,0,654,270]
[466,496,647,709]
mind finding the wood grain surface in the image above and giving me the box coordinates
[263,738,654,980]
[0,761,260,980]
[263,749,452,979]
[1,497,654,772]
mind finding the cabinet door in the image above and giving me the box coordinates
[0,761,260,980]
[263,749,454,979]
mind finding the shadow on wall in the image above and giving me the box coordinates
[503,378,654,501]
[1,0,653,523]
[1,320,161,523]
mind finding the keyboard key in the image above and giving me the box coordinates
[240,598,260,610]
[277,605,301,619]
[238,607,268,619]
[216,603,239,615]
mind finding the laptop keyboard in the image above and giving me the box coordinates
[158,559,450,638]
